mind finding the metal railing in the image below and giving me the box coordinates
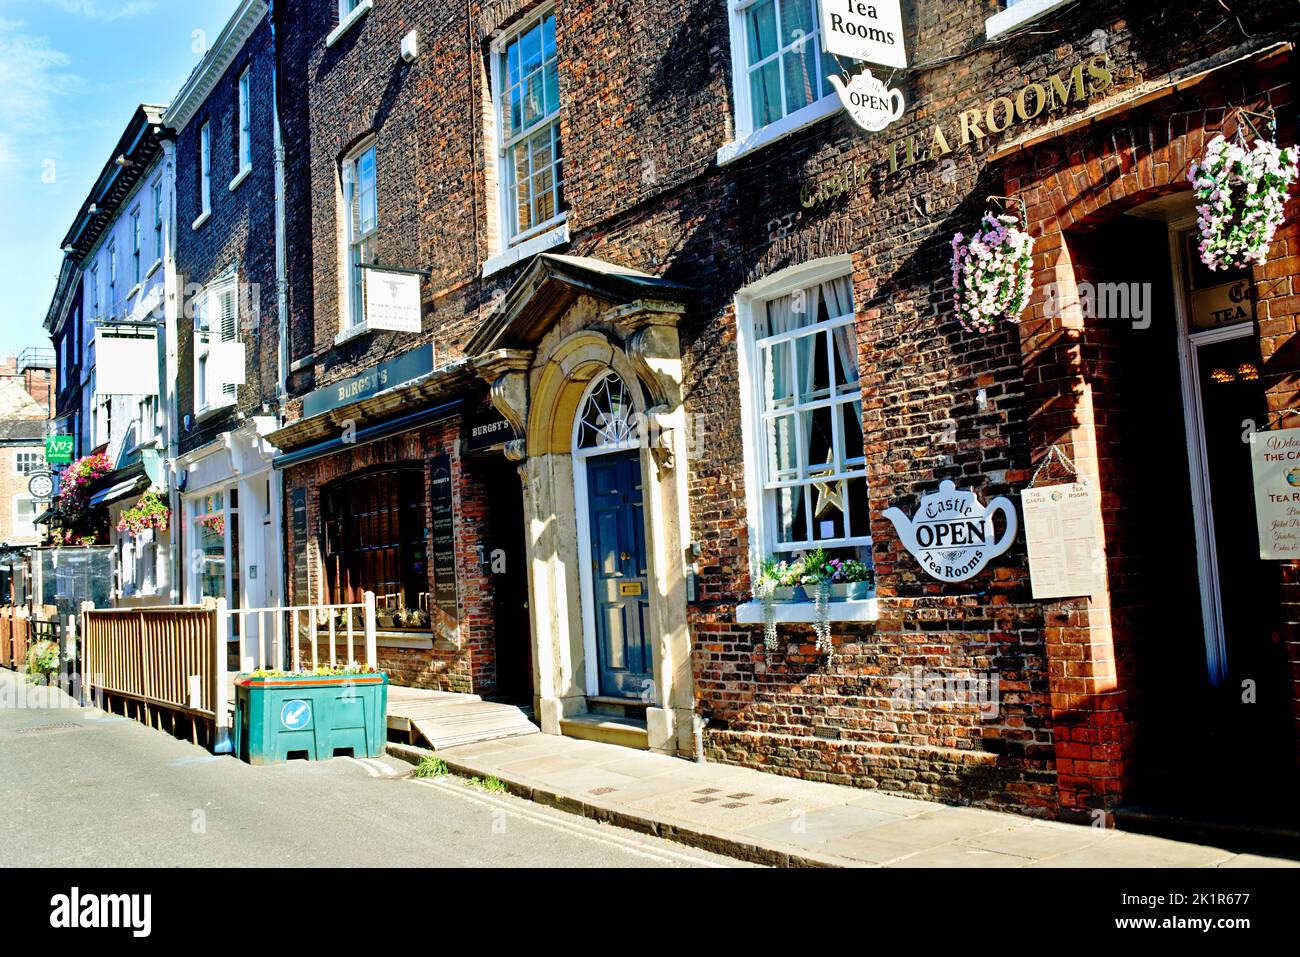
[217,592,377,674]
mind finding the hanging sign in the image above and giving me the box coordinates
[1250,427,1300,560]
[27,472,54,501]
[364,267,422,333]
[828,69,905,133]
[818,0,907,68]
[94,329,160,395]
[882,480,1018,582]
[1022,482,1105,599]
[44,435,74,465]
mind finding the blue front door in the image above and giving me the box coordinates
[586,450,653,699]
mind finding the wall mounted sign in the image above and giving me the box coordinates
[27,472,54,502]
[882,480,1018,582]
[428,454,460,643]
[828,69,905,133]
[1250,427,1300,560]
[1191,279,1255,332]
[1021,482,1105,599]
[301,343,434,418]
[463,394,514,454]
[364,267,422,333]
[818,0,907,68]
[94,329,160,395]
[887,55,1114,176]
[44,435,74,465]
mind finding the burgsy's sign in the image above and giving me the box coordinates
[883,480,1018,582]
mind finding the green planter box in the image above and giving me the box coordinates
[234,673,388,765]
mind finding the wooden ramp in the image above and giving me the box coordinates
[386,685,538,750]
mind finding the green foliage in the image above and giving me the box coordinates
[26,639,60,679]
[467,775,507,793]
[414,756,449,778]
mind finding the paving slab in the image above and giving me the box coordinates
[384,734,1300,869]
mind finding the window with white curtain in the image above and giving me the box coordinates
[740,261,868,559]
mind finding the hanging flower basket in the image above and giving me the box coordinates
[950,212,1035,334]
[116,490,170,537]
[1189,133,1298,271]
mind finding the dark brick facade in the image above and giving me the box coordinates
[272,0,1300,817]
[174,18,280,455]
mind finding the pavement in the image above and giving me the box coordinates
[393,732,1300,869]
[0,669,740,868]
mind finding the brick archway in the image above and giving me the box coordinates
[1002,83,1300,817]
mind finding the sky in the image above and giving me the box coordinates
[0,0,241,360]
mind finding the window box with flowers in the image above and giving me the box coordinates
[743,549,878,656]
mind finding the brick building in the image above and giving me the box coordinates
[265,0,1299,827]
[167,0,286,625]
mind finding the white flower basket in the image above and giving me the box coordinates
[950,212,1035,334]
[1189,133,1298,271]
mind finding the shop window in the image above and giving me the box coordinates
[322,467,429,630]
[194,276,240,414]
[737,258,869,563]
[191,490,237,605]
[341,141,377,331]
[492,8,564,248]
[721,0,841,162]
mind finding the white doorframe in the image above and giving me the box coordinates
[1166,219,1254,686]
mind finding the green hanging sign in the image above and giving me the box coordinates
[44,435,74,465]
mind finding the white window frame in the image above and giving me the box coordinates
[89,262,99,312]
[232,67,252,189]
[328,0,373,46]
[194,275,240,415]
[719,0,842,166]
[734,256,878,624]
[490,7,565,252]
[735,256,869,559]
[187,489,236,606]
[985,0,1072,39]
[107,240,117,310]
[151,179,164,268]
[12,494,37,540]
[340,139,378,334]
[130,206,142,288]
[15,450,42,475]
[195,121,212,228]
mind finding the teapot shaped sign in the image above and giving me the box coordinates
[827,69,905,133]
[882,481,1018,583]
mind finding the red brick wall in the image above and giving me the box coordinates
[281,418,499,692]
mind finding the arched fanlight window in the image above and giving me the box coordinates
[576,372,638,451]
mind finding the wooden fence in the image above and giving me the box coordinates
[0,606,29,670]
[81,605,226,749]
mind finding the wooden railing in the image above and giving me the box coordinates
[0,606,29,670]
[218,592,377,673]
[81,604,226,750]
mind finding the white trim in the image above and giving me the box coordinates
[735,598,879,624]
[228,166,252,192]
[482,219,569,278]
[145,258,163,280]
[1167,218,1234,686]
[985,0,1071,39]
[333,320,374,346]
[164,0,268,130]
[717,94,842,166]
[327,0,373,47]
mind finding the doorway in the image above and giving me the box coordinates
[573,372,655,704]
[1104,198,1293,820]
[481,457,533,704]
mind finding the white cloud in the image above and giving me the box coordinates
[45,0,156,20]
[0,19,80,175]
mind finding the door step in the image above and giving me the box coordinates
[559,713,649,750]
[1114,804,1300,858]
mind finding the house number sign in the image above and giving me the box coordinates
[882,480,1018,583]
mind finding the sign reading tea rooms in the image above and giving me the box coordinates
[818,0,907,68]
[883,480,1019,583]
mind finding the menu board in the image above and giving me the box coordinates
[1022,482,1105,600]
[1250,427,1300,560]
[289,487,309,603]
[428,454,460,643]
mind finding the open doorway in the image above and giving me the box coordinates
[480,457,533,705]
[1093,195,1294,828]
